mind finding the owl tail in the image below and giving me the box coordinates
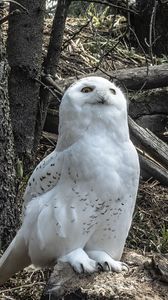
[0,230,31,285]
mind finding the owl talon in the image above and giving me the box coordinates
[80,263,84,273]
[121,262,129,271]
[58,248,97,274]
[87,250,128,273]
[104,261,110,271]
[97,262,103,271]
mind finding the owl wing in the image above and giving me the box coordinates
[23,150,64,212]
[0,149,66,285]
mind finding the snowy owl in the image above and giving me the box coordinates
[0,76,140,284]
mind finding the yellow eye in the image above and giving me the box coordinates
[81,86,94,93]
[110,88,116,95]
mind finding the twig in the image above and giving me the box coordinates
[2,0,29,13]
[62,18,92,50]
[94,31,127,72]
[0,8,20,25]
[0,282,46,293]
[42,73,63,96]
[128,26,149,76]
[35,77,61,103]
[149,0,158,65]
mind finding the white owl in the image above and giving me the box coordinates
[0,77,140,284]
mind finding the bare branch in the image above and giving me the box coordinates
[1,0,29,13]
[0,9,20,25]
[149,0,158,65]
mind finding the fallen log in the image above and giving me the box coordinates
[55,63,168,92]
[139,154,168,186]
[128,117,168,170]
[40,251,168,300]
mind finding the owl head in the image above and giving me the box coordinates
[57,77,129,150]
[61,76,127,112]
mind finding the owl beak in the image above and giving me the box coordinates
[97,96,106,104]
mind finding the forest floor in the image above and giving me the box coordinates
[0,10,168,300]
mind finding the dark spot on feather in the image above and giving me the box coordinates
[116,198,120,202]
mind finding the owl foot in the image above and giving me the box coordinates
[86,250,128,273]
[58,248,97,273]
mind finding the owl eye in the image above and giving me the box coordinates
[110,88,116,95]
[81,86,94,93]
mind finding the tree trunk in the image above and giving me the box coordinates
[7,0,45,170]
[0,58,19,251]
[34,0,72,152]
[131,0,168,57]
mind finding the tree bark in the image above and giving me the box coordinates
[34,0,72,152]
[7,0,45,170]
[0,59,19,251]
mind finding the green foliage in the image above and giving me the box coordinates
[160,226,168,253]
[87,3,111,28]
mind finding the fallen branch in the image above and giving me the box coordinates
[56,63,168,91]
[128,117,168,170]
[139,154,168,186]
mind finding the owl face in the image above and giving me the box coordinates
[61,77,127,111]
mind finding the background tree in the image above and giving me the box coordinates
[130,0,168,58]
[0,4,19,250]
[7,0,45,168]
